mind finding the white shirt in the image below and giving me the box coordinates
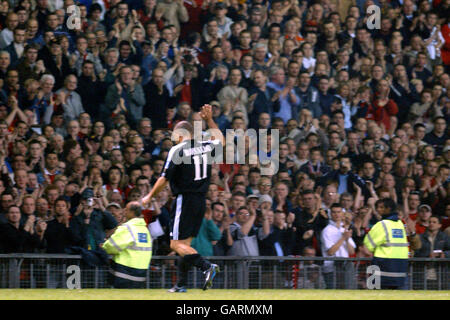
[320,220,356,273]
[0,28,13,49]
[302,56,316,72]
[13,43,24,58]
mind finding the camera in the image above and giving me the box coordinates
[87,198,94,207]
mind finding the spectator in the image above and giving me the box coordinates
[191,203,222,257]
[292,190,329,255]
[5,26,26,66]
[414,215,450,289]
[0,205,45,253]
[227,206,260,257]
[320,203,356,289]
[416,204,433,235]
[143,67,175,129]
[105,65,145,129]
[43,197,81,253]
[69,188,118,251]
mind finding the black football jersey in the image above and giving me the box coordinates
[161,139,222,195]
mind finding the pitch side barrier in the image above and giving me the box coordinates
[0,254,448,290]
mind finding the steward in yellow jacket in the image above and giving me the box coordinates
[103,201,152,288]
[364,198,409,289]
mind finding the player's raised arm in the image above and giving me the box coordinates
[142,176,168,207]
[200,104,225,145]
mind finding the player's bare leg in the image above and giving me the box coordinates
[170,238,197,256]
[168,238,219,292]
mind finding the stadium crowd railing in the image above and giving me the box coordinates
[0,254,448,290]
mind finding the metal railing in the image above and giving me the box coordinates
[0,254,448,290]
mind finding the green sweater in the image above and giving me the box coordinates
[191,218,222,257]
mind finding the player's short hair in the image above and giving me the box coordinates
[173,121,194,137]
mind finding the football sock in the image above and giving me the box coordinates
[177,256,190,287]
[183,254,211,272]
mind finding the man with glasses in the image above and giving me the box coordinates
[56,74,84,123]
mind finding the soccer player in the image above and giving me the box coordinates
[142,104,224,292]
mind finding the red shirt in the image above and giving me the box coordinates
[366,98,398,130]
[416,222,427,235]
[409,212,418,221]
[181,0,207,38]
[180,81,192,105]
[142,208,156,226]
[441,217,450,232]
[441,23,450,65]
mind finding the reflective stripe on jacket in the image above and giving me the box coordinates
[364,217,409,259]
[364,215,409,287]
[103,218,152,270]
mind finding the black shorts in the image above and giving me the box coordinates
[169,193,206,240]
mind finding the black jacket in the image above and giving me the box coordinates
[415,231,450,258]
[0,223,44,253]
[292,207,329,255]
[44,219,83,253]
[143,81,176,129]
[319,170,370,198]
[258,226,296,256]
[76,75,107,121]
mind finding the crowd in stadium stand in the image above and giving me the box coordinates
[0,0,449,271]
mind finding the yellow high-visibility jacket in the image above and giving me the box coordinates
[103,218,152,270]
[364,218,409,259]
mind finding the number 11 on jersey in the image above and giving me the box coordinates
[193,154,208,181]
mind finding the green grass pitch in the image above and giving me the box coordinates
[0,289,449,300]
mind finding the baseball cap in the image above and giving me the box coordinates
[247,194,259,201]
[418,204,432,212]
[259,194,273,205]
[106,202,121,209]
[210,100,221,108]
[81,188,94,200]
[443,145,450,153]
